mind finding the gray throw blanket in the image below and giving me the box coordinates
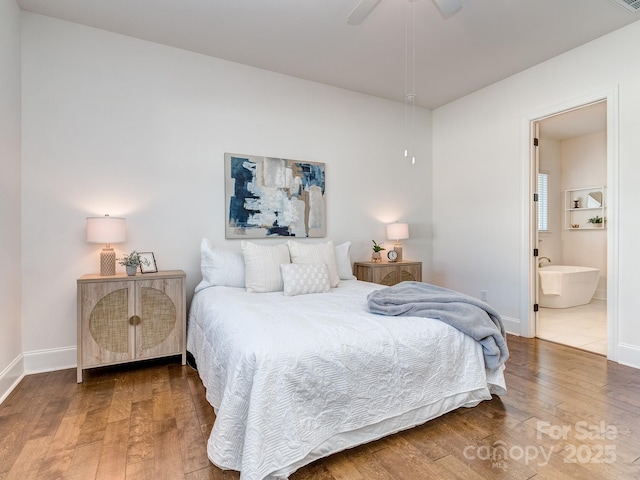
[367,281,509,369]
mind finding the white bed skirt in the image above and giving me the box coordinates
[268,379,503,479]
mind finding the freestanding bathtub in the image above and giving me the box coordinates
[539,265,600,309]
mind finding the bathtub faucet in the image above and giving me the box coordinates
[538,256,551,268]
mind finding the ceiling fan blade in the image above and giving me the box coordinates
[432,0,463,18]
[347,0,382,25]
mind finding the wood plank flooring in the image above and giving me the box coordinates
[1,335,640,479]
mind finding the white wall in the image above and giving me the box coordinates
[561,132,607,298]
[433,20,640,366]
[19,13,432,370]
[0,0,24,402]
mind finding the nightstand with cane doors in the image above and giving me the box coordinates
[353,261,422,286]
[76,270,186,382]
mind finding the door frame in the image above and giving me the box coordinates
[520,87,619,361]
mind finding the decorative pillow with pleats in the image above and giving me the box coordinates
[287,240,340,287]
[241,241,291,293]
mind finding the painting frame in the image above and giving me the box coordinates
[138,252,158,274]
[224,153,326,238]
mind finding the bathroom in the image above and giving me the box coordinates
[536,101,607,355]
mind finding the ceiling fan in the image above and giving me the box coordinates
[347,0,463,25]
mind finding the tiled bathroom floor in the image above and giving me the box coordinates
[537,299,607,355]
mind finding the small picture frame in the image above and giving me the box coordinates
[138,252,158,274]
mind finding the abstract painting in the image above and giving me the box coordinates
[225,153,326,238]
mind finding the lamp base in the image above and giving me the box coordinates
[393,243,403,262]
[100,248,116,276]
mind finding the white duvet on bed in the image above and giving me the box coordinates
[187,280,506,480]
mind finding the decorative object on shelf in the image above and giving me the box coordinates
[138,252,158,273]
[564,186,606,230]
[118,250,150,276]
[225,153,326,238]
[588,216,604,227]
[86,215,126,276]
[371,240,385,262]
[386,222,409,262]
[587,191,602,208]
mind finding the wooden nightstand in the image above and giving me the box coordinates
[77,270,186,383]
[353,261,422,286]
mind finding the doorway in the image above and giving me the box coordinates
[526,89,619,361]
[534,101,608,354]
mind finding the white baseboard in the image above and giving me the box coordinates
[0,355,25,405]
[502,315,521,336]
[617,343,640,369]
[1,346,77,405]
[23,346,77,375]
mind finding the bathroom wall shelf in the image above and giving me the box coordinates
[564,186,606,230]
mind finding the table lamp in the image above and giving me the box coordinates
[386,222,409,262]
[87,215,126,275]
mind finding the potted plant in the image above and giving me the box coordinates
[118,250,150,276]
[371,240,385,262]
[587,216,604,228]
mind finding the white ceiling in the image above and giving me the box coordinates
[16,0,640,109]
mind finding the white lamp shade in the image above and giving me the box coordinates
[387,222,409,241]
[87,216,126,244]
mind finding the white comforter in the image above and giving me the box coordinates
[187,280,506,480]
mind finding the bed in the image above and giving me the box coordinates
[187,240,507,480]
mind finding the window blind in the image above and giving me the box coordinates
[538,172,549,232]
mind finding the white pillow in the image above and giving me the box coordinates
[281,263,331,296]
[194,238,245,292]
[241,241,291,293]
[334,241,356,280]
[287,240,340,287]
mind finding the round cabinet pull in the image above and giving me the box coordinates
[129,315,141,326]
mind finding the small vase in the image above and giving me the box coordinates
[371,251,381,262]
[126,265,138,276]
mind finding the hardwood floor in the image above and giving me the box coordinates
[1,335,640,479]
